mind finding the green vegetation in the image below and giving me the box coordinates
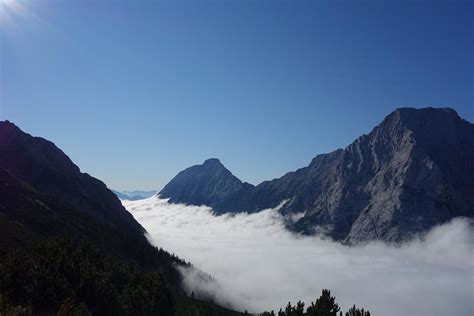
[0,170,244,315]
[259,289,370,316]
[0,238,174,315]
[0,238,247,316]
[0,237,372,316]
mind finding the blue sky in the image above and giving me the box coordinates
[1,0,473,190]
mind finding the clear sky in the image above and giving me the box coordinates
[1,0,473,191]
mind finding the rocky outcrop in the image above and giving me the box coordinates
[160,107,474,242]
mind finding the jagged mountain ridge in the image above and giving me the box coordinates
[159,107,474,242]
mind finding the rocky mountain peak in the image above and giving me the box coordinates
[159,159,251,213]
[203,158,223,166]
[201,158,229,173]
[386,107,459,122]
[378,107,464,139]
[160,107,474,242]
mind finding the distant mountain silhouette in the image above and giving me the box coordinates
[113,190,157,201]
[160,107,474,243]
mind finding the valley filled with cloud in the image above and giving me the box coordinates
[124,197,474,316]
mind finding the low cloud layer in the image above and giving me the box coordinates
[123,197,474,315]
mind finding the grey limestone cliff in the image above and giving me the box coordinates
[160,107,474,243]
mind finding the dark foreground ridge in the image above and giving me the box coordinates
[0,120,242,315]
[160,107,474,243]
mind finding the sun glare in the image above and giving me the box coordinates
[0,0,20,19]
[1,0,12,18]
[1,0,16,9]
[0,0,29,30]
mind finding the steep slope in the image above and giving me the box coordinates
[0,120,182,270]
[0,168,44,252]
[0,166,178,272]
[160,107,474,242]
[275,107,474,242]
[0,121,144,237]
[0,121,247,315]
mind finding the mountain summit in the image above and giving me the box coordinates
[160,158,254,212]
[159,107,474,242]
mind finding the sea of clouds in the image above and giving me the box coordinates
[123,197,474,316]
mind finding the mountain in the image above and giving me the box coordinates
[0,120,186,270]
[160,158,254,213]
[0,120,144,239]
[159,107,474,243]
[0,120,245,315]
[113,190,157,201]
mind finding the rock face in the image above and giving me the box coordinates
[0,120,145,242]
[160,107,474,242]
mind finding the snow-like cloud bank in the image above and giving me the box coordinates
[123,197,474,316]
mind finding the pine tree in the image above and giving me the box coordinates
[345,305,371,316]
[295,300,305,316]
[306,289,340,316]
